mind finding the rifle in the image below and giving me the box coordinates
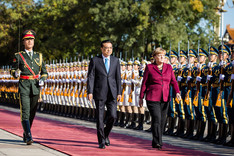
[175,41,182,104]
[169,42,171,63]
[227,51,234,107]
[184,41,191,105]
[215,39,225,107]
[120,73,127,102]
[193,40,200,106]
[128,72,135,103]
[204,40,211,106]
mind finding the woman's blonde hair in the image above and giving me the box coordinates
[152,47,166,56]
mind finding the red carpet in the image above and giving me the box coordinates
[0,108,216,156]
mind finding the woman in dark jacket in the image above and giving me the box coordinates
[139,47,181,150]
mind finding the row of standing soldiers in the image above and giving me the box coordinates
[0,44,234,147]
[164,44,234,147]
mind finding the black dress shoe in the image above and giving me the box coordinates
[152,144,162,150]
[105,137,110,146]
[99,144,106,149]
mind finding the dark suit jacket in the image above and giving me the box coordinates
[140,63,180,102]
[87,55,121,100]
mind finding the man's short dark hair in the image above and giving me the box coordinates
[101,40,112,47]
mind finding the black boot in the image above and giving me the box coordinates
[173,118,185,137]
[89,108,95,122]
[127,113,138,129]
[81,108,88,120]
[144,111,151,124]
[114,111,120,126]
[202,121,212,142]
[125,113,132,128]
[87,108,93,121]
[145,126,152,132]
[192,120,201,140]
[134,114,144,130]
[211,123,222,143]
[198,121,206,141]
[21,120,33,145]
[119,112,126,127]
[224,124,234,147]
[183,119,194,139]
[164,117,172,135]
[169,117,177,136]
[78,107,84,119]
[216,123,228,145]
[209,122,218,143]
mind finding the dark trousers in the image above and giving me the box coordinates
[19,93,39,127]
[147,100,169,146]
[95,91,117,144]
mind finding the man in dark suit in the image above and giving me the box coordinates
[87,40,121,149]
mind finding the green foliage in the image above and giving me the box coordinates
[0,0,220,65]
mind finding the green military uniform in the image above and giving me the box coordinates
[11,50,47,121]
[10,30,48,145]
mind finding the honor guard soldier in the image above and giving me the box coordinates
[192,48,209,140]
[115,60,126,126]
[174,50,186,137]
[127,60,140,129]
[132,60,145,130]
[165,50,179,135]
[224,45,234,147]
[10,30,48,145]
[211,45,231,145]
[117,60,127,127]
[203,46,219,142]
[182,49,197,139]
[217,44,232,145]
[123,60,133,128]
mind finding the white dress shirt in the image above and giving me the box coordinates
[102,54,110,69]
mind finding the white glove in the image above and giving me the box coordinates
[177,76,183,82]
[62,79,66,83]
[122,79,126,83]
[231,74,234,80]
[187,64,191,68]
[207,75,212,81]
[39,80,44,86]
[15,72,19,78]
[196,63,200,69]
[15,70,21,78]
[82,79,87,83]
[77,79,81,83]
[208,62,213,68]
[125,80,131,84]
[232,60,234,67]
[131,79,137,84]
[219,74,225,80]
[187,76,192,81]
[177,64,182,69]
[219,60,225,66]
[196,76,202,82]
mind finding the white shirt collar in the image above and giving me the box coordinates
[25,49,33,57]
[102,54,110,60]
